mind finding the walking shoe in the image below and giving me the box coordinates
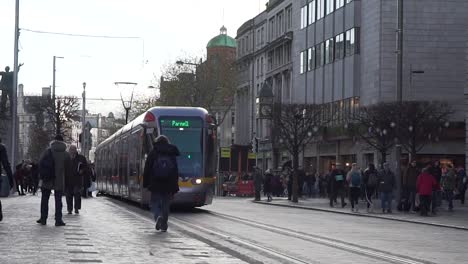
[68,211,72,215]
[55,221,66,227]
[355,207,359,213]
[342,203,347,208]
[0,210,2,222]
[382,209,386,214]
[387,210,392,214]
[351,208,354,212]
[75,209,79,214]
[155,216,162,231]
[36,218,46,225]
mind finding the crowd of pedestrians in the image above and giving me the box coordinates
[0,136,96,225]
[259,159,467,216]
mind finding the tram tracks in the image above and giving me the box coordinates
[188,209,436,264]
[104,198,435,264]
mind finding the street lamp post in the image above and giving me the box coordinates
[115,82,137,124]
[10,0,20,167]
[52,56,64,114]
[82,82,87,157]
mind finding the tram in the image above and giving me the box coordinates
[94,107,217,207]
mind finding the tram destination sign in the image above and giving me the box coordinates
[160,117,202,128]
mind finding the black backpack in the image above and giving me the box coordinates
[39,149,55,182]
[152,154,176,180]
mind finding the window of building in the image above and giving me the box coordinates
[261,27,264,44]
[317,0,325,20]
[335,33,344,60]
[300,51,305,74]
[286,5,292,30]
[301,5,308,29]
[309,0,316,25]
[326,0,334,15]
[316,42,324,67]
[325,38,334,64]
[268,51,273,70]
[277,12,283,36]
[285,42,291,63]
[345,28,359,56]
[336,0,345,9]
[346,0,353,3]
[270,18,275,40]
[246,36,249,52]
[257,29,260,46]
[257,58,260,76]
[260,57,264,74]
[308,47,315,71]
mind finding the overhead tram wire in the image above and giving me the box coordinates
[20,28,141,40]
[20,28,146,67]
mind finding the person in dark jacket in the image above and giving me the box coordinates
[143,135,180,232]
[417,168,437,216]
[456,166,467,204]
[263,169,273,202]
[66,145,86,214]
[378,163,396,214]
[442,164,456,211]
[363,163,378,212]
[329,163,347,208]
[37,135,72,226]
[30,162,39,195]
[430,161,442,214]
[0,138,14,222]
[402,160,420,211]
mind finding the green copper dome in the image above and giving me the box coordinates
[207,26,237,49]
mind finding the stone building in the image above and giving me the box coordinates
[236,0,468,173]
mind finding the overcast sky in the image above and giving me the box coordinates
[0,0,263,117]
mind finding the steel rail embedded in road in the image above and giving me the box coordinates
[102,199,313,264]
[197,209,435,264]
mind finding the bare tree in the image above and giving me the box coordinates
[157,55,237,127]
[26,123,50,161]
[350,102,398,166]
[30,96,80,142]
[397,101,453,160]
[273,103,326,203]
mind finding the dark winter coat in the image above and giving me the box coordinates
[0,143,13,189]
[378,169,396,193]
[330,169,346,191]
[263,173,273,193]
[442,168,456,190]
[40,140,72,191]
[403,165,420,189]
[363,168,378,188]
[417,172,437,196]
[143,142,180,194]
[431,166,442,183]
[68,153,87,189]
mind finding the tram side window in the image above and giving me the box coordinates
[113,145,118,177]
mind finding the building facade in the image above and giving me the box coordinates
[236,0,468,174]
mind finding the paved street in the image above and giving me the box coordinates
[255,196,468,230]
[2,194,468,263]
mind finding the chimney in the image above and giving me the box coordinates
[42,86,51,98]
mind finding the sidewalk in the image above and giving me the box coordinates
[254,196,468,230]
[0,194,244,264]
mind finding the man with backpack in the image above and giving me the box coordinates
[0,138,14,222]
[143,135,180,232]
[363,163,378,213]
[346,163,362,212]
[37,135,72,226]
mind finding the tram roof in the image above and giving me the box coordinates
[96,106,208,150]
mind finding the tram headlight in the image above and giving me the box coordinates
[192,178,202,185]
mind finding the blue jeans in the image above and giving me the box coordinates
[380,192,393,211]
[150,192,171,227]
[41,189,63,222]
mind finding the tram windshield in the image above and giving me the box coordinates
[159,117,203,179]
